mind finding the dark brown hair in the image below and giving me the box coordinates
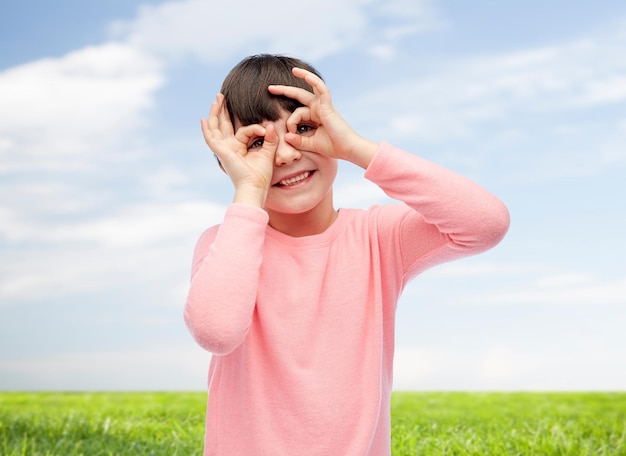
[220,54,323,127]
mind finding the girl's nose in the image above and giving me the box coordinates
[274,138,302,166]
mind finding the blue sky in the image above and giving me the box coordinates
[1,0,625,391]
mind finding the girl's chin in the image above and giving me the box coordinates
[265,196,326,216]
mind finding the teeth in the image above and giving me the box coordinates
[279,171,310,186]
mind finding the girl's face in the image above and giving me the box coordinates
[246,109,338,223]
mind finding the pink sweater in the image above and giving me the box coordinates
[184,143,509,455]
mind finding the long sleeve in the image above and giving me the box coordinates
[364,142,510,278]
[183,204,269,355]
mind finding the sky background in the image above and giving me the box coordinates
[1,0,625,391]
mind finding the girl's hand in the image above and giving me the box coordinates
[201,94,278,207]
[268,68,377,169]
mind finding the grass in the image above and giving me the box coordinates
[0,392,205,455]
[391,392,626,455]
[0,392,624,455]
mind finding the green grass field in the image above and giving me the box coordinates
[0,392,624,455]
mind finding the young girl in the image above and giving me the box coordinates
[184,54,509,455]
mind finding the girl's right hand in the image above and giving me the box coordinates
[201,94,278,207]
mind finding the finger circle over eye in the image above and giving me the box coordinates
[235,123,265,142]
[287,107,312,133]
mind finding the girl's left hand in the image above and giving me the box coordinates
[268,68,377,169]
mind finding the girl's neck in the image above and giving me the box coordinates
[267,197,338,238]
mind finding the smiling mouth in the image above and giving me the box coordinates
[274,171,314,187]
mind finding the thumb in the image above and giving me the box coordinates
[284,132,310,152]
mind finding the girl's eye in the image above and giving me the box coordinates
[249,138,264,150]
[296,124,315,135]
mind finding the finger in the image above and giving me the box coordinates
[267,84,315,106]
[216,94,235,136]
[206,98,220,131]
[291,67,331,100]
[291,67,323,87]
[202,96,225,145]
[201,117,210,138]
[201,112,218,146]
[234,124,266,150]
[260,123,278,155]
[284,131,305,150]
[285,107,312,134]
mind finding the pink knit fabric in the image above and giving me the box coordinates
[184,142,509,455]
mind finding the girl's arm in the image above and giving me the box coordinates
[186,93,278,355]
[270,70,508,276]
[183,204,268,355]
[365,142,510,278]
[270,70,508,272]
[184,204,268,355]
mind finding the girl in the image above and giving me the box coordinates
[184,54,509,455]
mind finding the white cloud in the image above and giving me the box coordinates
[142,167,190,196]
[334,173,392,209]
[533,272,595,288]
[427,261,548,278]
[393,344,626,390]
[0,42,163,171]
[0,200,224,246]
[0,346,211,390]
[0,244,180,301]
[575,75,626,106]
[368,44,398,61]
[410,263,626,308]
[349,25,626,172]
[0,201,225,301]
[110,0,440,63]
[45,201,224,247]
[373,0,436,18]
[479,346,547,383]
[459,275,626,307]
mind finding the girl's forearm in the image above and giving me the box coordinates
[366,143,510,252]
[343,135,379,170]
[184,205,268,355]
[233,185,268,208]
